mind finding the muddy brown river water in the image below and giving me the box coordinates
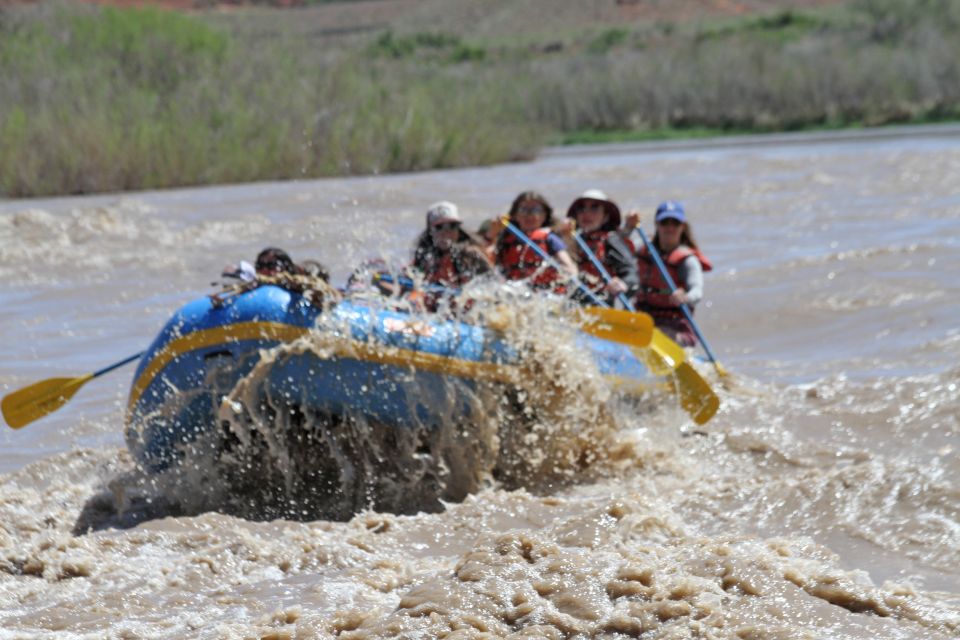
[1,126,958,638]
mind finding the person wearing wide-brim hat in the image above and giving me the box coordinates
[566,188,622,232]
[626,200,713,347]
[556,189,639,305]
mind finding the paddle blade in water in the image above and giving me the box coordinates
[633,328,720,425]
[2,374,94,429]
[675,362,720,425]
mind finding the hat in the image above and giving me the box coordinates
[426,201,462,227]
[567,189,621,231]
[654,201,686,224]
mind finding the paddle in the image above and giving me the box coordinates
[371,273,654,349]
[2,352,143,429]
[500,217,607,307]
[572,230,718,425]
[571,229,635,311]
[635,226,729,378]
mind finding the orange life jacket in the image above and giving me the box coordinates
[634,244,712,320]
[496,228,561,289]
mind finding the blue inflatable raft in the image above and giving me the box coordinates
[125,285,658,467]
[122,284,668,517]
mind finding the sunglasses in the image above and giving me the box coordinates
[432,222,460,231]
[576,202,605,213]
[516,205,545,215]
[656,218,682,227]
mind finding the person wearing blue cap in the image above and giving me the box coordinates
[624,201,713,346]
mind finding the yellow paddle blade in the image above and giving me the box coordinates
[650,328,686,367]
[579,306,654,348]
[2,374,94,429]
[630,328,686,376]
[633,328,720,425]
[631,343,671,376]
[675,361,720,425]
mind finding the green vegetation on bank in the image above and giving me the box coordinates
[1,0,959,197]
[0,4,541,197]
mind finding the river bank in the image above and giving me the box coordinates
[2,0,958,197]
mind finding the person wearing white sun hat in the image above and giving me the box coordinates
[557,188,639,305]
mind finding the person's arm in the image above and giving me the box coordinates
[604,234,640,297]
[674,255,704,307]
[553,219,576,252]
[554,250,578,278]
[546,232,578,278]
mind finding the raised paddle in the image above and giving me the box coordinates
[2,352,143,429]
[635,226,729,378]
[571,230,718,425]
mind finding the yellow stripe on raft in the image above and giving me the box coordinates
[126,321,520,413]
[127,322,308,411]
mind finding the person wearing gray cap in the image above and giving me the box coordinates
[410,201,492,305]
[626,201,713,346]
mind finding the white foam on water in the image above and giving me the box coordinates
[2,130,960,636]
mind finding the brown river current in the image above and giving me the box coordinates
[1,126,958,638]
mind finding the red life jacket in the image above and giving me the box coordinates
[634,244,712,320]
[415,245,481,288]
[418,248,481,312]
[424,251,458,286]
[496,228,561,289]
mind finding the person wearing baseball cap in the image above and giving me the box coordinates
[629,200,713,347]
[410,201,492,304]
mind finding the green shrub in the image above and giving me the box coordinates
[2,0,959,197]
[588,28,629,54]
[0,6,539,196]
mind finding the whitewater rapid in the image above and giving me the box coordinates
[1,127,958,637]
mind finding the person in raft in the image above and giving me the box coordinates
[220,247,334,306]
[623,201,712,347]
[556,188,639,306]
[495,190,577,291]
[409,201,492,303]
[475,217,503,263]
[221,247,317,282]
